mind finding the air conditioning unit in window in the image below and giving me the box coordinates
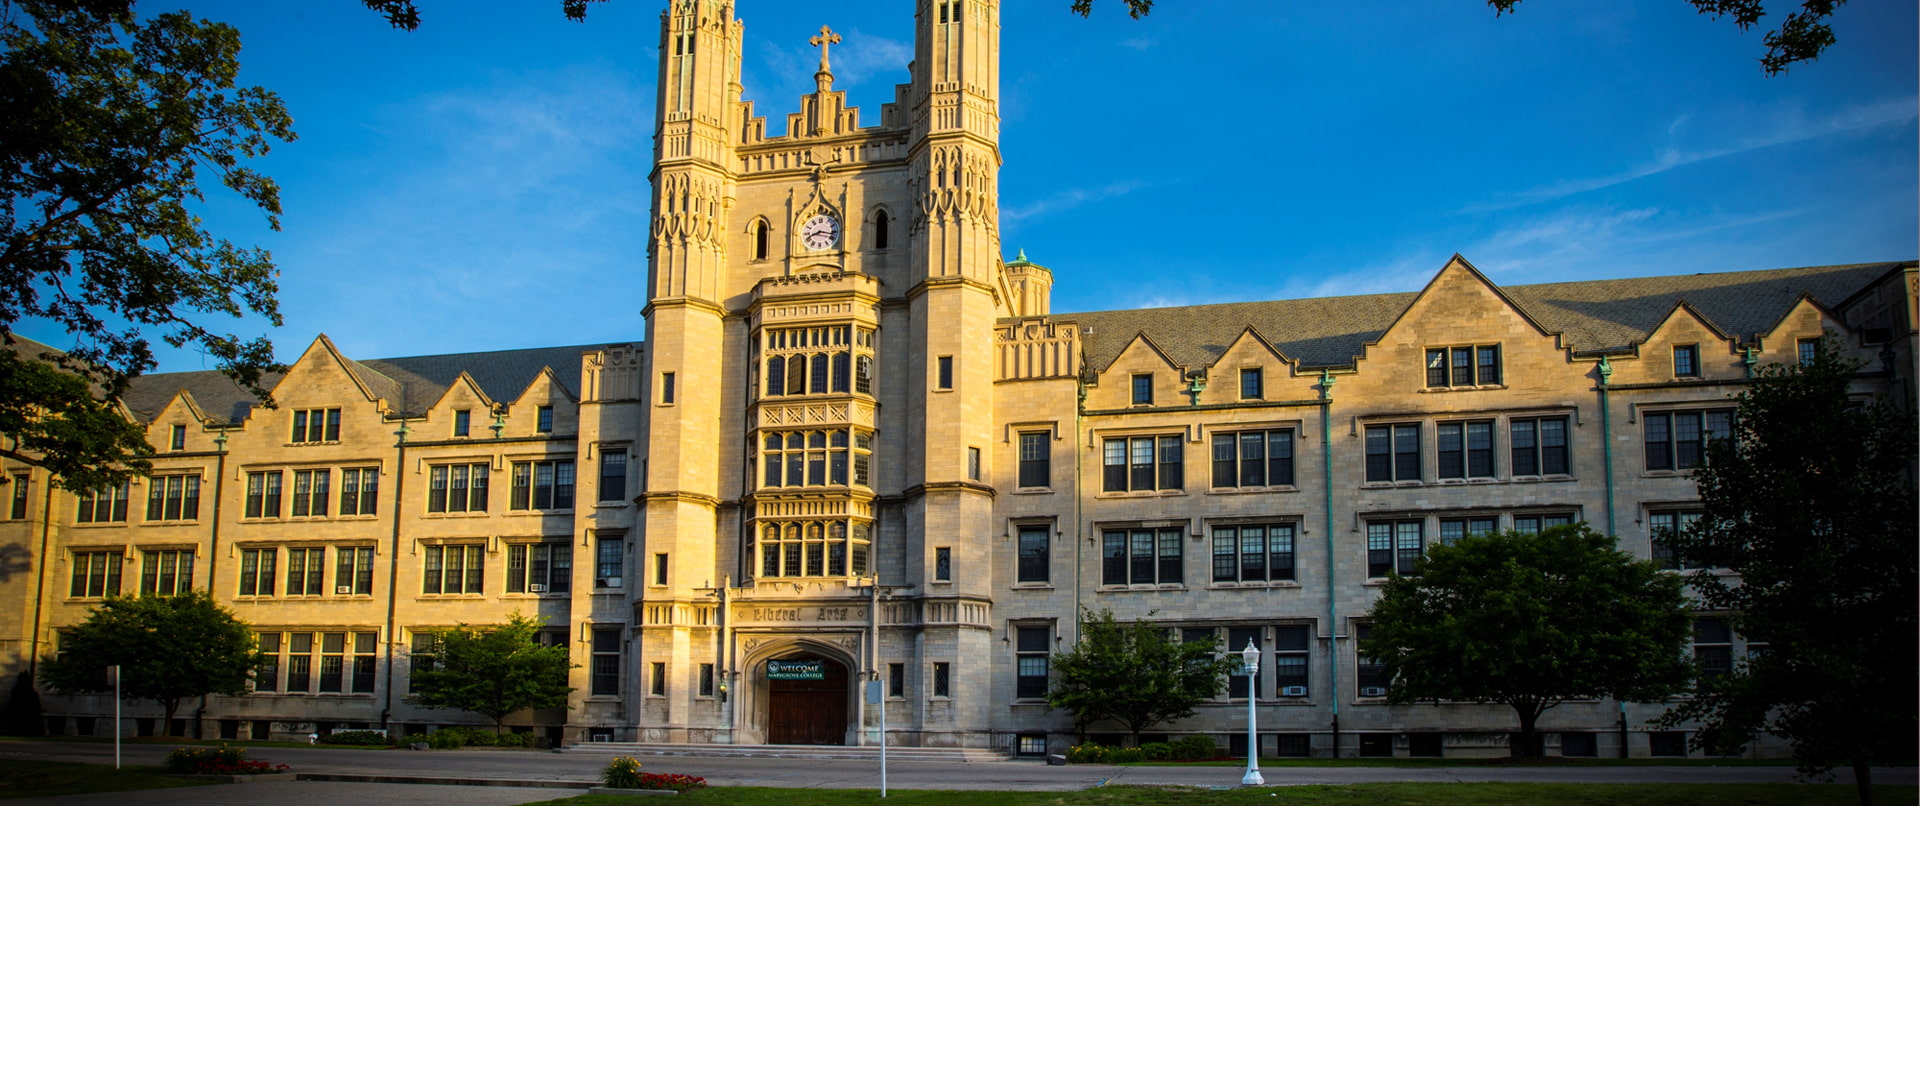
[1281,685,1309,697]
[527,583,546,593]
[599,576,622,589]
[335,585,351,595]
[1361,687,1387,697]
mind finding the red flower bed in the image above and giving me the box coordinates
[164,744,291,776]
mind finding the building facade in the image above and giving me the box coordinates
[3,0,1914,755]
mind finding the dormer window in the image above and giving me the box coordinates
[169,424,185,451]
[1131,373,1153,405]
[1240,369,1263,400]
[453,410,471,437]
[1425,345,1501,388]
[1673,344,1699,378]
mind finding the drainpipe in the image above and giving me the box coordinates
[1596,358,1618,538]
[206,431,228,596]
[380,421,409,726]
[1318,370,1339,759]
[27,470,54,677]
[1072,379,1085,649]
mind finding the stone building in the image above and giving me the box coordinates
[2,0,1913,755]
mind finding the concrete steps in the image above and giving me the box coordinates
[562,742,1013,764]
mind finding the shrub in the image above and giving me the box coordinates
[1140,741,1172,761]
[602,756,645,787]
[165,743,289,775]
[316,729,390,746]
[1171,734,1220,761]
[1108,746,1146,764]
[1065,742,1109,764]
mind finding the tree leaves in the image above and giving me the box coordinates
[1488,0,1845,75]
[0,1,293,490]
[39,591,262,720]
[1047,607,1235,741]
[407,612,575,725]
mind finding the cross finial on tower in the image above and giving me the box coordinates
[809,25,841,73]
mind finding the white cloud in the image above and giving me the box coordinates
[1481,96,1917,210]
[1002,179,1152,225]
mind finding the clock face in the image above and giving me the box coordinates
[801,213,840,251]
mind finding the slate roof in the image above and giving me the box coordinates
[1058,261,1909,373]
[120,368,286,424]
[357,343,622,411]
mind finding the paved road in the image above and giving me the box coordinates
[3,739,1907,805]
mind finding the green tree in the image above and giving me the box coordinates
[0,0,293,492]
[39,591,262,734]
[407,613,574,733]
[1658,341,1917,804]
[1047,608,1235,744]
[1361,525,1693,756]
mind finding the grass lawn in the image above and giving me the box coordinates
[0,759,220,799]
[526,782,1918,806]
[1120,756,1860,768]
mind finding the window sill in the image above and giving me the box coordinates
[1207,580,1301,590]
[1417,384,1506,393]
[1094,583,1187,593]
[1434,477,1497,485]
[1012,487,1054,495]
[1011,582,1053,590]
[424,510,493,517]
[70,521,131,528]
[1360,480,1425,489]
[1206,486,1299,495]
[1095,490,1187,499]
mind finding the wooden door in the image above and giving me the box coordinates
[767,655,848,745]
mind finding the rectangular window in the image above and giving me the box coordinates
[255,632,280,693]
[338,467,380,515]
[1017,432,1050,488]
[514,460,577,510]
[170,424,186,451]
[1354,623,1389,697]
[1438,517,1497,544]
[1102,436,1182,492]
[1131,373,1153,405]
[76,482,130,524]
[1367,520,1423,578]
[537,405,554,433]
[1212,523,1296,583]
[1797,339,1819,365]
[290,409,340,443]
[932,661,950,698]
[1015,625,1051,699]
[238,548,277,596]
[660,372,676,404]
[888,663,904,698]
[1693,617,1733,681]
[9,472,27,520]
[652,552,669,586]
[1016,525,1050,583]
[598,448,627,503]
[1511,513,1575,535]
[352,633,377,693]
[454,410,471,437]
[335,546,376,595]
[1102,527,1183,586]
[285,547,326,595]
[1511,418,1570,476]
[1424,344,1500,387]
[290,469,330,517]
[1364,424,1421,482]
[69,550,122,597]
[244,472,281,518]
[1436,421,1494,479]
[933,546,952,582]
[139,550,194,595]
[937,355,953,390]
[1272,625,1310,696]
[596,536,624,588]
[1673,344,1699,377]
[286,633,313,693]
[1650,509,1707,570]
[649,661,666,696]
[698,663,715,697]
[591,629,621,696]
[318,633,346,694]
[506,542,571,593]
[1645,410,1732,471]
[1240,369,1263,400]
[1225,626,1259,700]
[143,475,199,521]
[422,544,483,594]
[967,446,981,481]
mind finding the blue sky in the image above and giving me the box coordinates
[25,0,1917,373]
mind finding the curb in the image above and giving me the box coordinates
[296,773,597,790]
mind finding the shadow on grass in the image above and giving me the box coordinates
[0,759,220,800]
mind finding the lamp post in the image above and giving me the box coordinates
[1241,640,1263,786]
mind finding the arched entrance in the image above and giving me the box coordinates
[765,653,849,745]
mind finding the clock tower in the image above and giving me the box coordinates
[637,0,1010,745]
